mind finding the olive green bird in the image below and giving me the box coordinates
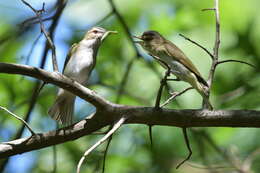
[134,31,213,109]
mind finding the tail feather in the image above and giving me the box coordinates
[48,90,75,125]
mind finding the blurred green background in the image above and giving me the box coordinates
[0,0,260,172]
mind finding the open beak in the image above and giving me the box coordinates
[101,30,118,42]
[133,35,143,44]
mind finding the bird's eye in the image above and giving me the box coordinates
[93,30,98,34]
[143,34,153,41]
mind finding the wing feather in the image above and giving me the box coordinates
[62,43,78,73]
[163,40,208,86]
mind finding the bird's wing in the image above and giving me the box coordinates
[149,53,170,70]
[164,40,208,86]
[62,43,78,73]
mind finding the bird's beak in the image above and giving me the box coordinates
[101,30,118,42]
[133,35,143,44]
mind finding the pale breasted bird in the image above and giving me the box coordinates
[134,31,213,109]
[48,27,117,125]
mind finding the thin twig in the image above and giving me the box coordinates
[179,33,214,60]
[148,125,153,148]
[21,0,59,72]
[154,58,172,108]
[150,64,171,149]
[0,1,66,171]
[161,87,193,107]
[109,1,175,154]
[102,134,113,173]
[21,15,55,28]
[187,163,234,170]
[154,69,171,108]
[24,33,42,65]
[207,0,220,87]
[202,8,216,11]
[0,106,36,135]
[76,116,128,173]
[176,128,192,169]
[217,59,256,68]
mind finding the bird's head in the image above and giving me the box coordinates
[84,27,117,42]
[133,31,164,50]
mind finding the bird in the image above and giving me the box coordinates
[48,27,117,125]
[133,30,213,109]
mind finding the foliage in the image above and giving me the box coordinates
[0,0,259,173]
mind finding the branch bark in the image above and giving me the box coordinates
[1,62,260,159]
[1,108,260,158]
[0,63,113,109]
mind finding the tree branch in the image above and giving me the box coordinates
[179,33,214,60]
[207,0,220,87]
[76,115,127,173]
[21,0,59,72]
[0,106,36,135]
[1,62,260,160]
[1,108,260,158]
[0,63,113,109]
[217,59,256,68]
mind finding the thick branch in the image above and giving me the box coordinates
[1,109,260,158]
[0,63,113,109]
[1,62,260,159]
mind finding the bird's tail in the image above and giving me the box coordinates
[48,89,75,125]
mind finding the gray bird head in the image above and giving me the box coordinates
[133,30,165,50]
[84,27,117,42]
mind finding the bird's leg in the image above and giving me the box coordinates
[149,68,171,149]
[155,68,171,108]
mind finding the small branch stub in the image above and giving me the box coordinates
[0,106,36,135]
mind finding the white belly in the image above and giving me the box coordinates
[160,55,192,81]
[64,48,94,84]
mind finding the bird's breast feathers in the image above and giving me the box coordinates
[63,47,95,83]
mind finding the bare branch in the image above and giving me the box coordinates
[1,62,260,163]
[154,69,171,108]
[24,33,42,65]
[0,106,36,135]
[102,133,113,173]
[153,56,173,108]
[0,63,113,109]
[213,0,220,59]
[201,8,216,11]
[1,1,65,171]
[207,0,221,87]
[179,34,214,60]
[217,59,256,68]
[1,108,260,158]
[176,128,192,169]
[77,116,127,173]
[161,87,193,107]
[21,0,59,72]
[20,15,55,28]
